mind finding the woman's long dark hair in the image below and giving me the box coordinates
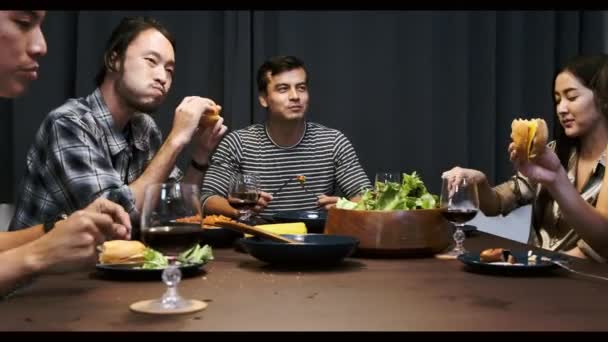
[533,55,608,229]
[553,54,608,169]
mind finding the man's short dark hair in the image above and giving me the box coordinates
[94,16,176,86]
[257,55,307,94]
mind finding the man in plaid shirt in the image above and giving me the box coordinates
[9,16,227,233]
[0,11,133,296]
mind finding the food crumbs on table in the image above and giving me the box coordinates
[307,292,318,299]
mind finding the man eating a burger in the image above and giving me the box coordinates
[9,16,227,234]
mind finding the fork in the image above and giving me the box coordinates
[271,176,295,198]
[551,260,608,282]
[271,176,321,198]
[299,182,320,197]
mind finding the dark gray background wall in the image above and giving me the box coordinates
[0,10,605,203]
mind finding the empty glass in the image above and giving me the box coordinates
[375,172,402,190]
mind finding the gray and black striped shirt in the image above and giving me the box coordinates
[201,122,372,215]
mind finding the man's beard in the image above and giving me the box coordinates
[114,74,164,113]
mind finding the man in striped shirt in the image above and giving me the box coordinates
[202,55,372,218]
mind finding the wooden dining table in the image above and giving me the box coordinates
[1,230,608,331]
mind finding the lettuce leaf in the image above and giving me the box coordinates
[139,244,214,269]
[336,197,358,209]
[140,248,168,269]
[337,171,438,211]
[415,193,438,209]
[178,244,214,264]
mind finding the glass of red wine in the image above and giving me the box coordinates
[137,182,202,313]
[438,177,479,258]
[228,172,260,223]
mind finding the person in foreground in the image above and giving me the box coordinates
[0,10,131,296]
[443,54,608,262]
[201,55,371,219]
[9,16,227,231]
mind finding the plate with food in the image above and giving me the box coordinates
[457,248,562,276]
[174,213,234,228]
[95,240,213,280]
[174,214,244,247]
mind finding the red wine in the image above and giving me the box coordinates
[228,192,259,210]
[442,209,478,224]
[142,224,201,256]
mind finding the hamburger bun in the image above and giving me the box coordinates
[511,118,548,161]
[98,240,146,264]
[200,105,222,128]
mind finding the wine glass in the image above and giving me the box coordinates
[438,177,479,259]
[134,182,204,313]
[374,171,402,189]
[227,172,260,223]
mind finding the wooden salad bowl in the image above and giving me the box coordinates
[324,207,450,257]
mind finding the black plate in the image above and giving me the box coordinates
[239,234,358,266]
[153,221,243,248]
[95,261,207,280]
[266,210,327,233]
[458,251,561,276]
[454,224,478,237]
[460,224,477,233]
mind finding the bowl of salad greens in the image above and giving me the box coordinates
[326,172,450,257]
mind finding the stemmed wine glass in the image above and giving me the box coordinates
[227,172,260,223]
[132,182,206,314]
[374,172,402,191]
[438,177,479,259]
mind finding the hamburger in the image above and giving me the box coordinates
[479,248,516,264]
[98,240,147,264]
[200,104,222,128]
[511,118,548,161]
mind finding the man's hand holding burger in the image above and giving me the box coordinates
[191,104,228,166]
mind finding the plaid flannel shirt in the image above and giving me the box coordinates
[9,88,181,230]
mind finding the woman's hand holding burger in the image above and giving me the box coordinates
[509,117,565,188]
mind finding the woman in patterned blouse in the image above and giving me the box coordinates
[442,54,608,262]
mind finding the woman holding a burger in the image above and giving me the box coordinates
[443,54,608,262]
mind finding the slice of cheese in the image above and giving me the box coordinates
[248,222,308,237]
[526,120,538,156]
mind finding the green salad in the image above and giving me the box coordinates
[336,172,438,211]
[139,244,214,269]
